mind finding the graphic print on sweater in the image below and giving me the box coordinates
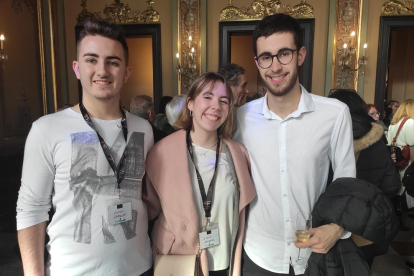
[69,131,145,244]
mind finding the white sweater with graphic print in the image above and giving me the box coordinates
[17,108,154,276]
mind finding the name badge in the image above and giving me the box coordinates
[107,201,132,225]
[199,228,220,249]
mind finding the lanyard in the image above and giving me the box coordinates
[186,130,221,221]
[79,102,128,198]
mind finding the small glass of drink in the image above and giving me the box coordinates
[295,211,312,264]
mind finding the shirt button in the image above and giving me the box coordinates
[285,219,290,222]
[287,242,291,246]
[281,169,285,172]
[280,143,283,147]
[283,194,287,197]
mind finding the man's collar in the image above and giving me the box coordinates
[260,85,315,120]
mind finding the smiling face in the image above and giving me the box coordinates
[187,81,230,136]
[72,35,132,103]
[255,32,305,97]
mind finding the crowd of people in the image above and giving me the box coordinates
[14,13,411,276]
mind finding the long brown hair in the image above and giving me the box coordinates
[391,99,414,125]
[175,72,235,139]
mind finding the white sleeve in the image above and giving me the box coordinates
[16,123,55,230]
[340,231,352,239]
[233,109,244,144]
[403,119,414,146]
[329,106,356,180]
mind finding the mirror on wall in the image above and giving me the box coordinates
[375,16,414,115]
[75,23,162,113]
[219,19,315,94]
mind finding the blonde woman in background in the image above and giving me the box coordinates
[387,100,414,232]
[387,100,414,180]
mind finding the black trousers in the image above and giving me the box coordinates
[242,249,301,276]
[210,268,229,276]
[359,242,389,268]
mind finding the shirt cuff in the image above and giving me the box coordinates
[340,230,351,239]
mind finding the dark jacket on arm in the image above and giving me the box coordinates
[305,177,399,276]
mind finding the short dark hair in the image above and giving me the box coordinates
[217,63,246,87]
[366,103,377,113]
[77,18,129,65]
[252,13,303,56]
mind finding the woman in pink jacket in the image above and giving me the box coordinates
[144,72,256,276]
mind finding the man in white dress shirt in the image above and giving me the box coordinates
[233,14,356,275]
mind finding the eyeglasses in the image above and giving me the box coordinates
[255,49,297,69]
[369,112,380,116]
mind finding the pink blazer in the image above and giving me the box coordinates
[144,130,256,276]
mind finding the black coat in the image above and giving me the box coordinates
[305,178,399,276]
[353,117,400,198]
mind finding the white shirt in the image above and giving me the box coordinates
[233,86,356,274]
[387,118,414,178]
[188,144,235,271]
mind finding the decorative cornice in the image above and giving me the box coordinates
[220,0,314,21]
[382,0,414,15]
[76,0,101,26]
[76,0,160,26]
[11,0,35,14]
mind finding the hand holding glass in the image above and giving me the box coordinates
[295,211,312,263]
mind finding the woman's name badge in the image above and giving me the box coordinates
[107,201,132,226]
[199,228,220,249]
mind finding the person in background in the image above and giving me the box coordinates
[153,95,172,131]
[143,72,256,276]
[383,100,399,127]
[130,95,167,143]
[217,63,249,107]
[386,99,414,232]
[367,103,387,131]
[329,89,400,268]
[165,94,187,130]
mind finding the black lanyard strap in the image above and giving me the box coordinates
[79,102,128,196]
[186,129,221,219]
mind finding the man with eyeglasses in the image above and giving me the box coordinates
[233,14,356,275]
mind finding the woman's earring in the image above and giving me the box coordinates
[190,110,193,117]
